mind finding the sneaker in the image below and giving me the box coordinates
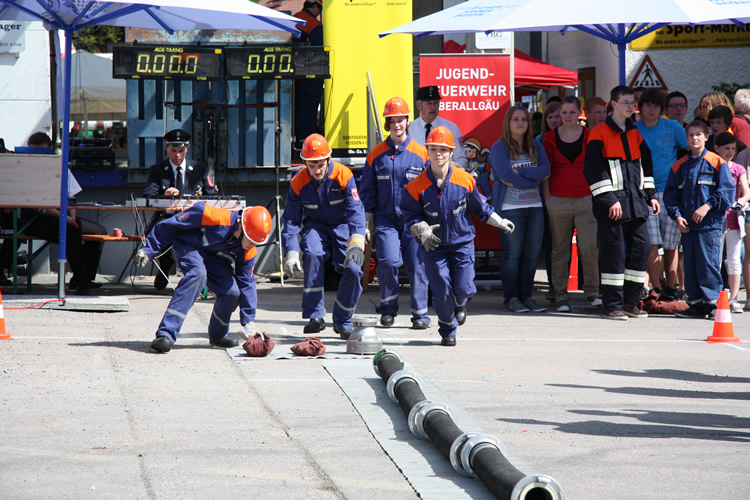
[662,286,679,301]
[730,300,743,314]
[675,305,706,319]
[586,295,603,307]
[601,310,628,321]
[506,297,530,313]
[745,300,750,312]
[555,300,571,312]
[676,289,688,301]
[638,287,650,300]
[623,305,648,318]
[705,306,717,320]
[521,298,546,313]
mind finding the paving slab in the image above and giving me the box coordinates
[1,274,749,499]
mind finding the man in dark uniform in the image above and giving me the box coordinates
[292,1,324,151]
[144,128,216,290]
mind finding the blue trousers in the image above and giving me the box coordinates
[155,244,256,343]
[374,223,430,325]
[300,222,363,329]
[422,243,476,338]
[499,207,545,302]
[682,229,722,303]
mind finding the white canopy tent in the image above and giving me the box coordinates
[380,0,750,85]
[67,50,126,122]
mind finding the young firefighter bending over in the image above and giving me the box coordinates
[400,127,514,346]
[135,203,272,353]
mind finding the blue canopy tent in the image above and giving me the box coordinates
[0,0,303,298]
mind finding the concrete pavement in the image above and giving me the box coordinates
[1,274,749,499]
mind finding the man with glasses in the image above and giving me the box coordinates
[584,85,659,321]
[666,91,689,127]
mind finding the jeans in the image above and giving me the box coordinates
[499,207,544,302]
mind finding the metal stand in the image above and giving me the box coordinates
[255,80,287,285]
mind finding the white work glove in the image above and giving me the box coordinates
[364,212,374,244]
[238,322,256,341]
[284,250,302,278]
[344,234,366,267]
[410,222,441,251]
[487,212,515,234]
[135,248,150,268]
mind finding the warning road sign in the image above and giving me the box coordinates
[629,55,667,90]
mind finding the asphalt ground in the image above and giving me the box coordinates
[1,273,749,499]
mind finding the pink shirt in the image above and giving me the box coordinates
[726,161,746,230]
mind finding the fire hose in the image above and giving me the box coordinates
[373,349,566,500]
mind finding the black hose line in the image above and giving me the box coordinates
[373,349,564,500]
[423,409,464,457]
[473,447,531,499]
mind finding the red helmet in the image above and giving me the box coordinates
[241,206,273,245]
[383,97,410,117]
[300,133,332,161]
[425,126,455,149]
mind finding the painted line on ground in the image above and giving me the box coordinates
[381,338,696,343]
[723,343,749,351]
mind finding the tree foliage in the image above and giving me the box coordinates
[73,26,124,53]
[711,82,750,104]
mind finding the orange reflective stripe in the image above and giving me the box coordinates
[366,141,391,165]
[291,168,313,195]
[201,204,232,226]
[449,167,477,191]
[329,161,354,190]
[671,155,689,173]
[704,151,725,171]
[405,170,433,200]
[406,140,429,161]
[245,247,257,261]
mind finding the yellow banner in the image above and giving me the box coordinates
[631,24,750,50]
[323,0,413,160]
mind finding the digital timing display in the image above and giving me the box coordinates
[224,46,330,80]
[112,45,222,81]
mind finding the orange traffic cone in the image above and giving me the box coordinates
[706,290,740,343]
[567,230,579,292]
[0,288,12,340]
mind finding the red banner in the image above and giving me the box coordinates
[420,54,511,280]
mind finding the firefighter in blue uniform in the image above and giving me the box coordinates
[135,203,273,353]
[360,97,431,329]
[401,127,514,346]
[282,133,366,339]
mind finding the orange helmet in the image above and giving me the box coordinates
[300,133,332,161]
[241,206,273,245]
[383,97,410,117]
[425,126,455,149]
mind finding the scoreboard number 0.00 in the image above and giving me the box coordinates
[244,53,294,76]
